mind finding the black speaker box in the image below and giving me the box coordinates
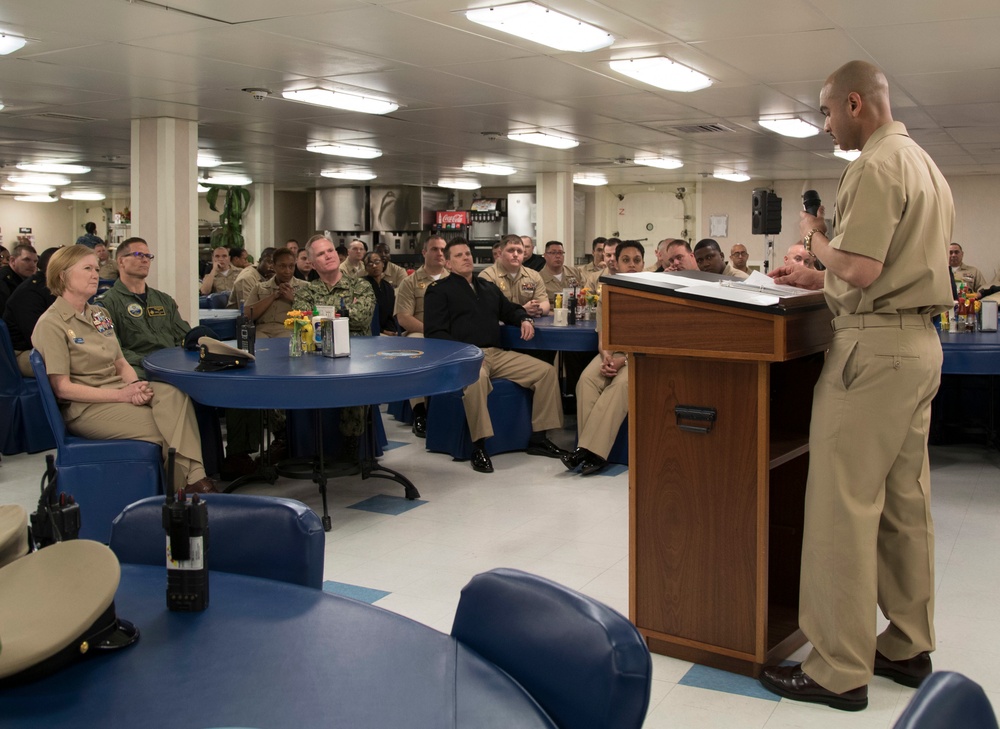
[751,188,782,235]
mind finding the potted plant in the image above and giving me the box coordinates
[206,185,251,249]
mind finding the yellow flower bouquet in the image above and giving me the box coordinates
[283,309,313,356]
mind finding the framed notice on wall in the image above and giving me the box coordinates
[709,215,728,238]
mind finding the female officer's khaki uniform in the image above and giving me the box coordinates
[31,296,207,491]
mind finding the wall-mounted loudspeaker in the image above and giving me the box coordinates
[751,188,782,235]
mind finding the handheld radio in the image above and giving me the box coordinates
[162,448,209,611]
[29,454,81,548]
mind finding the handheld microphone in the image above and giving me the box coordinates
[802,190,821,217]
[162,448,210,611]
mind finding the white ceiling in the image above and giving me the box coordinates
[1,0,999,196]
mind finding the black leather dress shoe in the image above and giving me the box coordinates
[525,438,569,459]
[412,415,427,439]
[560,447,587,471]
[471,447,494,473]
[759,664,868,712]
[578,455,608,476]
[874,650,932,688]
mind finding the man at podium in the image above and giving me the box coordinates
[759,61,954,712]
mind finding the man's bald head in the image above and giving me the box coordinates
[824,61,890,105]
[820,60,893,152]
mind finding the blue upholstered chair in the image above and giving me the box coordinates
[198,295,213,309]
[893,672,998,729]
[109,494,325,588]
[608,418,629,465]
[425,379,532,459]
[451,568,652,729]
[207,291,230,309]
[29,351,164,543]
[0,321,55,455]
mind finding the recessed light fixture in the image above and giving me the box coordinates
[507,131,578,150]
[197,152,222,168]
[282,88,398,115]
[438,179,482,190]
[713,171,751,182]
[834,147,861,161]
[197,173,253,186]
[634,156,684,170]
[462,163,516,176]
[16,162,91,174]
[0,34,27,56]
[13,195,58,203]
[572,173,608,186]
[7,173,71,186]
[321,169,378,181]
[465,2,613,53]
[2,183,55,194]
[307,143,382,160]
[197,185,211,193]
[609,57,713,92]
[61,191,107,201]
[758,117,821,138]
[0,101,5,112]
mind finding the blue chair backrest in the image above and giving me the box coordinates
[894,671,998,729]
[207,291,230,309]
[28,350,68,448]
[110,494,326,588]
[0,321,22,398]
[452,567,652,729]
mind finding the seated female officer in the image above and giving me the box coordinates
[31,245,216,494]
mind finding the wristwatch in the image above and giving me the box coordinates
[803,228,822,252]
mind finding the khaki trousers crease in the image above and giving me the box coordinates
[463,347,563,442]
[799,323,940,694]
[66,382,207,490]
[575,355,628,459]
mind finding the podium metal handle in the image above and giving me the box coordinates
[675,405,716,434]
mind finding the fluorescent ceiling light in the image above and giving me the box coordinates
[282,88,398,115]
[462,163,516,176]
[609,57,713,92]
[0,34,27,55]
[321,169,378,181]
[507,131,578,150]
[14,195,58,203]
[438,179,481,190]
[197,185,211,193]
[2,183,55,194]
[307,143,382,159]
[634,156,683,170]
[197,152,222,168]
[713,171,750,182]
[573,173,607,186]
[0,102,5,112]
[61,191,106,201]
[7,173,71,186]
[834,147,861,161]
[465,2,613,53]
[758,117,821,138]
[16,162,91,174]
[197,173,252,186]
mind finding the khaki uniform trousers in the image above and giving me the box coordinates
[799,316,940,694]
[575,355,628,460]
[464,347,563,442]
[15,349,32,377]
[66,382,207,492]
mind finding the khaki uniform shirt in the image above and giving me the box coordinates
[207,268,237,295]
[244,277,306,338]
[478,262,546,306]
[32,296,125,422]
[393,266,448,333]
[540,265,584,307]
[342,260,366,278]
[825,121,954,317]
[227,266,264,310]
[721,262,750,279]
[952,263,984,293]
[292,274,376,336]
[580,261,603,277]
[384,261,408,289]
[98,259,118,280]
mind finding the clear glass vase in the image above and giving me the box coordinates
[289,325,304,357]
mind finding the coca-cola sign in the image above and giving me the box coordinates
[435,211,468,226]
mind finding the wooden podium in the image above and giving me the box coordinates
[602,274,833,676]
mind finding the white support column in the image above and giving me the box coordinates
[245,182,274,256]
[535,172,574,252]
[130,117,199,323]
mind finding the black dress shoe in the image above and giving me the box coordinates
[412,415,427,439]
[759,664,868,712]
[525,437,569,459]
[471,447,494,473]
[560,447,587,471]
[874,650,932,688]
[578,454,608,476]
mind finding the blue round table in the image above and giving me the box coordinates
[500,315,598,352]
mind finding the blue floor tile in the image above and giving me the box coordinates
[679,664,780,702]
[599,464,628,477]
[382,440,408,451]
[348,493,427,515]
[323,581,391,604]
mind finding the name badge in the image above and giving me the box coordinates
[147,305,166,317]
